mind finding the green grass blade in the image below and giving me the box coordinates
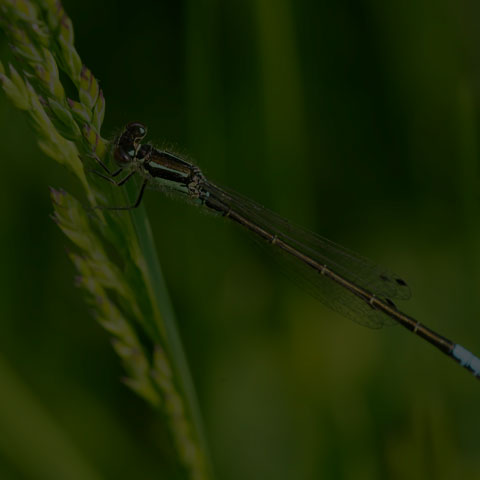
[0,355,104,480]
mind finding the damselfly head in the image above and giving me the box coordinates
[112,122,147,166]
[114,145,135,166]
[124,122,147,142]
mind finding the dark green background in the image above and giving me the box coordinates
[1,0,480,479]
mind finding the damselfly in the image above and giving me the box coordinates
[92,122,480,381]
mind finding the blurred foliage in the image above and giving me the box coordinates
[1,0,480,479]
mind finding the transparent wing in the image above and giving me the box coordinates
[204,182,411,329]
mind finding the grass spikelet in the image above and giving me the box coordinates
[0,1,211,478]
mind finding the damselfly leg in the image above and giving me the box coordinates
[98,178,148,211]
[90,169,136,187]
[92,173,148,211]
[85,151,116,176]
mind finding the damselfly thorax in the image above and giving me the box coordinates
[134,144,206,198]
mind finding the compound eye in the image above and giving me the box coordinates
[114,146,134,166]
[125,122,147,141]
